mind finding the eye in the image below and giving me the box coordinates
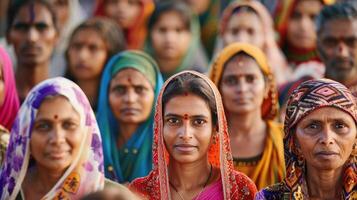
[34,121,52,132]
[63,121,78,130]
[193,119,207,126]
[245,75,255,83]
[322,37,338,48]
[135,86,146,94]
[223,76,238,86]
[35,23,50,32]
[166,117,181,126]
[111,86,126,95]
[303,121,321,135]
[13,23,29,32]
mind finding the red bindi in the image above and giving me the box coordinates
[184,92,188,96]
[54,115,58,119]
[127,77,132,83]
[183,114,188,120]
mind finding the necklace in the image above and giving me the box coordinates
[169,164,212,200]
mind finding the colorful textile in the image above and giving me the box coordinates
[257,78,357,199]
[210,42,279,120]
[96,50,163,183]
[0,46,20,130]
[0,125,9,165]
[94,0,154,49]
[194,178,223,200]
[129,70,257,200]
[220,0,288,85]
[0,77,105,199]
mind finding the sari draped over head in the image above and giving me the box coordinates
[94,0,154,50]
[219,0,289,85]
[0,46,20,130]
[129,70,257,200]
[256,78,357,199]
[209,43,285,189]
[96,50,164,183]
[273,0,334,66]
[145,2,208,80]
[0,77,104,200]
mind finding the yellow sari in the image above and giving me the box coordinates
[209,43,285,189]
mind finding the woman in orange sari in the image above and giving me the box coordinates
[130,71,257,199]
[209,43,285,190]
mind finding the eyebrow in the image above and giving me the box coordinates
[164,113,209,119]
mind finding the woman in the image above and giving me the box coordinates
[130,71,257,199]
[94,0,154,49]
[96,50,163,183]
[256,78,357,199]
[273,0,334,80]
[145,1,208,80]
[219,0,288,85]
[0,46,20,164]
[0,77,110,199]
[48,0,85,77]
[209,43,285,189]
[66,17,125,111]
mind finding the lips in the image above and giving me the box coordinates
[47,150,69,160]
[120,108,140,115]
[174,144,197,153]
[315,150,339,159]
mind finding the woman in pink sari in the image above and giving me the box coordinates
[130,71,257,200]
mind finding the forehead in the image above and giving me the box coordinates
[155,11,186,27]
[36,96,79,118]
[299,106,355,122]
[111,68,149,84]
[319,19,357,38]
[71,29,105,44]
[222,55,262,75]
[12,3,54,25]
[164,94,211,116]
[228,11,262,28]
[294,0,322,13]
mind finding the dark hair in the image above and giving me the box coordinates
[162,73,217,126]
[65,17,126,81]
[7,0,58,34]
[316,1,357,33]
[148,1,192,31]
[232,5,258,16]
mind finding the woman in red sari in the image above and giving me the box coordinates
[130,71,257,200]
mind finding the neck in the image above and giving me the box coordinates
[227,110,265,138]
[77,78,99,108]
[29,166,64,195]
[306,164,343,199]
[118,123,139,147]
[155,57,181,75]
[168,158,211,190]
[16,62,49,100]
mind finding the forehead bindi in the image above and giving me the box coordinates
[14,3,53,25]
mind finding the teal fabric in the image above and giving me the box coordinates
[96,50,163,183]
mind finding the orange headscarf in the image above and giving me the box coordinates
[210,42,279,120]
[95,0,154,49]
[129,71,257,199]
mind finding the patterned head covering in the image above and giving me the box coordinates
[0,77,104,199]
[96,50,163,183]
[219,0,288,85]
[283,78,356,199]
[209,42,279,120]
[0,46,20,130]
[129,70,257,199]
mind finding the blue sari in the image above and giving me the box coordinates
[96,50,163,183]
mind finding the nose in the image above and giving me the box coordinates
[123,89,137,104]
[26,27,40,42]
[179,121,193,141]
[49,125,66,145]
[236,79,248,93]
[335,41,350,58]
[77,47,90,61]
[235,31,250,43]
[164,31,177,44]
[319,126,335,145]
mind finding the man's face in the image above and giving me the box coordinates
[317,19,357,86]
[7,3,58,66]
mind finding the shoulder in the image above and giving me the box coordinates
[104,178,141,200]
[128,175,155,199]
[256,182,290,200]
[231,170,258,198]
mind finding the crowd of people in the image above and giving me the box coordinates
[0,0,356,199]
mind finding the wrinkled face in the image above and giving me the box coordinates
[295,107,356,171]
[109,68,155,125]
[0,64,4,107]
[8,3,58,66]
[163,93,213,164]
[68,28,108,81]
[31,96,82,172]
[219,55,266,115]
[151,11,191,73]
[104,0,141,29]
[223,11,264,49]
[286,0,322,49]
[317,19,357,85]
[50,0,69,31]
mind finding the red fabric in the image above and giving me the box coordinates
[129,71,257,200]
[0,46,19,130]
